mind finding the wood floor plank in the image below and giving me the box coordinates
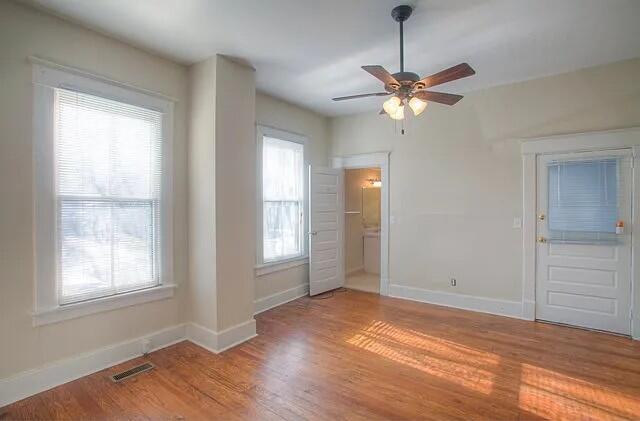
[2,290,640,420]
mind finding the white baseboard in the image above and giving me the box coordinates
[254,284,308,315]
[0,324,186,408]
[1,318,259,407]
[388,284,525,320]
[186,319,257,353]
[346,266,364,276]
[522,299,536,321]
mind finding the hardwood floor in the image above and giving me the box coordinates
[3,290,640,420]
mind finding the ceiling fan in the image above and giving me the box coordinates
[332,5,476,120]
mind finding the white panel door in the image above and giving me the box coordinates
[309,166,344,296]
[536,150,632,334]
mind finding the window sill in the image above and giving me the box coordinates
[32,284,177,327]
[255,256,309,277]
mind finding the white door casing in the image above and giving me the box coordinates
[535,149,632,335]
[309,166,344,296]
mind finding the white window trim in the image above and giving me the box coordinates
[520,126,640,339]
[256,124,309,271]
[32,58,175,326]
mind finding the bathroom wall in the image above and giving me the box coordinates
[344,168,381,274]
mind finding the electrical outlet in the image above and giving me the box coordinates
[450,278,457,287]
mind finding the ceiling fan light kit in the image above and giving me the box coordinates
[332,4,476,128]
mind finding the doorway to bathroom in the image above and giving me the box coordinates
[332,152,390,295]
[344,167,382,293]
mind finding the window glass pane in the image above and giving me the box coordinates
[548,158,618,239]
[55,89,162,304]
[59,200,113,300]
[113,202,158,290]
[56,90,161,199]
[262,136,304,261]
[264,201,301,261]
[262,137,303,201]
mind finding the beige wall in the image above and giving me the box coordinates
[0,1,189,378]
[187,58,217,330]
[331,58,640,302]
[254,93,330,302]
[214,56,256,329]
[344,168,381,273]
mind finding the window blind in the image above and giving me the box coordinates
[547,158,619,243]
[262,136,304,262]
[55,88,163,304]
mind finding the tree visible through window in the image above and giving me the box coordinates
[262,136,304,262]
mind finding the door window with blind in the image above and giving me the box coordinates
[258,127,307,264]
[33,62,173,321]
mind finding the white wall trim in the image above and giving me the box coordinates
[0,324,186,408]
[521,127,640,155]
[254,284,309,315]
[32,284,177,327]
[389,284,526,320]
[256,124,309,267]
[255,256,308,277]
[32,59,176,320]
[186,319,257,354]
[520,127,640,338]
[1,318,259,407]
[28,56,178,103]
[333,151,391,296]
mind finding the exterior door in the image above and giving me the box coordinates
[536,149,632,334]
[309,166,344,296]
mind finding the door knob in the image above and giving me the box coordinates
[308,231,318,236]
[537,236,547,244]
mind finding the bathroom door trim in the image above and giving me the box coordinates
[333,152,390,296]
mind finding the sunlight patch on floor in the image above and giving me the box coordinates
[346,320,499,394]
[518,363,640,420]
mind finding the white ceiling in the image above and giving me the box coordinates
[24,0,640,116]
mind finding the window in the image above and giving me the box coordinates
[55,89,162,303]
[258,127,307,264]
[547,158,620,242]
[33,60,174,324]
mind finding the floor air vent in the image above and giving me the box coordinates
[110,362,154,382]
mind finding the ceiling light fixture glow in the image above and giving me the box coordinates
[409,97,427,116]
[383,96,401,115]
[389,104,405,120]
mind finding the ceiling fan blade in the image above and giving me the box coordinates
[417,63,475,89]
[413,91,464,106]
[361,65,400,87]
[332,92,390,101]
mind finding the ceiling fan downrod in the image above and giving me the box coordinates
[391,5,413,73]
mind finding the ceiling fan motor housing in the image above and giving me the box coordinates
[391,5,413,22]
